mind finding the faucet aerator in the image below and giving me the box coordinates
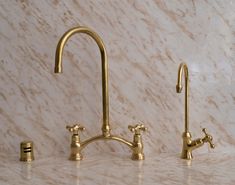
[54,67,62,73]
[176,85,182,93]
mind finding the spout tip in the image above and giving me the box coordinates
[176,84,182,93]
[211,144,215,149]
[54,66,62,73]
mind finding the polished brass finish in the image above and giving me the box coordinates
[176,63,215,160]
[66,123,147,161]
[55,26,110,137]
[55,26,147,161]
[176,63,189,133]
[20,141,34,162]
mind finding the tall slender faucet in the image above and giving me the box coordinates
[176,63,215,160]
[54,26,147,161]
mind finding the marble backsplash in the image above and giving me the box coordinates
[0,0,234,159]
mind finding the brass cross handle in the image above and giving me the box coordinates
[66,124,85,135]
[128,124,147,135]
[202,128,215,149]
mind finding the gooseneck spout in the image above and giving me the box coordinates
[54,26,111,137]
[176,63,215,160]
[176,63,189,133]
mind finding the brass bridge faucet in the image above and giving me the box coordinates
[176,63,215,160]
[54,26,147,161]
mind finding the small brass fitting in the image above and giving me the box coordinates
[20,141,34,162]
[66,124,85,161]
[181,129,215,160]
[128,124,147,160]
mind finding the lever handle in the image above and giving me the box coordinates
[128,124,147,135]
[66,124,85,135]
[202,128,215,149]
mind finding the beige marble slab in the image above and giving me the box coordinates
[1,152,235,185]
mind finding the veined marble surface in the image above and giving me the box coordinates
[1,152,235,185]
[0,0,235,178]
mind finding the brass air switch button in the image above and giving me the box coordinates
[20,141,34,162]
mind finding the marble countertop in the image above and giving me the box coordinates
[1,152,235,185]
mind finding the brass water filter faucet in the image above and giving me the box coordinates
[176,63,215,160]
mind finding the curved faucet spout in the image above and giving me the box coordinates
[54,26,111,137]
[176,63,189,132]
